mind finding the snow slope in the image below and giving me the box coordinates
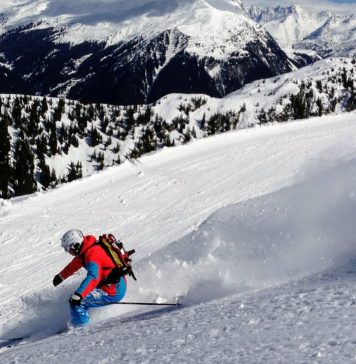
[1,111,356,362]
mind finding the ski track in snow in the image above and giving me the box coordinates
[1,112,356,362]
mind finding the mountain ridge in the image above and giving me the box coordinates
[245,3,356,58]
[0,0,295,105]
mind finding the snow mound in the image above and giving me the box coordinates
[133,157,356,305]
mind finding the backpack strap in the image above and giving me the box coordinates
[99,236,124,267]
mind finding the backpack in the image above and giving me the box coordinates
[98,234,137,283]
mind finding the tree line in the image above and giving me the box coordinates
[0,95,208,199]
[0,60,355,200]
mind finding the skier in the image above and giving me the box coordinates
[52,229,127,326]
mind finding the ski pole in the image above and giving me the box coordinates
[114,301,180,306]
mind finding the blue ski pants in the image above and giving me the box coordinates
[70,277,127,326]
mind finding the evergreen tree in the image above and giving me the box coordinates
[76,161,83,179]
[290,88,308,120]
[205,113,231,136]
[38,157,52,189]
[0,116,11,198]
[87,104,95,120]
[41,97,48,117]
[67,161,82,182]
[90,125,101,147]
[91,149,97,162]
[200,113,206,129]
[141,128,156,153]
[182,130,192,144]
[126,108,135,130]
[346,90,356,112]
[97,152,105,163]
[70,134,79,148]
[49,120,58,156]
[50,169,57,185]
[13,139,37,196]
[316,98,323,116]
[67,162,77,182]
[36,134,48,157]
[62,141,70,155]
[100,117,109,133]
[53,98,66,122]
[129,144,142,159]
[258,109,268,124]
[98,161,104,171]
[105,136,112,148]
[113,142,120,154]
[58,123,68,145]
[341,68,348,87]
[136,106,153,125]
[12,97,22,126]
[27,101,40,140]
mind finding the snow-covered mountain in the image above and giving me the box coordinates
[245,5,330,48]
[1,110,356,362]
[297,14,356,58]
[0,0,295,105]
[245,4,356,58]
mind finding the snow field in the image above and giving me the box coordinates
[0,112,356,362]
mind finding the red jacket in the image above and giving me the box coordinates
[59,235,125,298]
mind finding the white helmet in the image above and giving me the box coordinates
[61,229,84,254]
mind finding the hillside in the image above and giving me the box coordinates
[1,111,356,362]
[0,57,355,199]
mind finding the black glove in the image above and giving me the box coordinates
[53,274,63,287]
[69,293,82,306]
